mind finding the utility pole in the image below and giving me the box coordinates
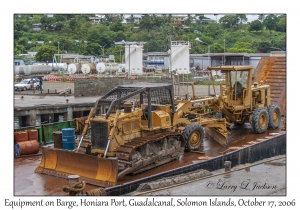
[223,39,226,65]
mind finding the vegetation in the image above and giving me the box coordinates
[14,14,286,62]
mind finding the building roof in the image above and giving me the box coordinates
[190,53,272,57]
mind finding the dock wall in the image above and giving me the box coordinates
[74,78,173,97]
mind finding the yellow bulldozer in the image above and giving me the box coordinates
[35,66,281,188]
[35,83,230,187]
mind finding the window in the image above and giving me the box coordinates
[230,71,248,88]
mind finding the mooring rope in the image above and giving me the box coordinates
[85,188,107,196]
[62,181,86,195]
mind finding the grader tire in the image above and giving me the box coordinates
[252,108,269,134]
[182,123,204,152]
[268,104,281,129]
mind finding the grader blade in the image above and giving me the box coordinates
[204,128,228,147]
[35,147,118,187]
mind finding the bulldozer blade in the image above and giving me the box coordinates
[35,147,118,188]
[204,128,228,147]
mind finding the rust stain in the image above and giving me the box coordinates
[253,57,286,116]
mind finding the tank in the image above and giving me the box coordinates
[82,63,96,74]
[124,45,144,75]
[96,63,119,74]
[81,63,96,74]
[96,63,105,73]
[62,128,75,150]
[24,65,52,75]
[48,63,68,71]
[67,63,81,74]
[14,65,27,75]
[171,41,191,74]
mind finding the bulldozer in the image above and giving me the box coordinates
[35,66,281,187]
[35,83,229,187]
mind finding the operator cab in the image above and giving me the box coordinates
[230,70,249,99]
[207,66,253,107]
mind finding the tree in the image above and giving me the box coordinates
[54,14,66,22]
[40,15,54,30]
[249,20,263,31]
[263,14,278,30]
[110,16,124,32]
[219,15,239,28]
[139,14,153,31]
[195,14,208,22]
[206,23,222,39]
[276,16,286,32]
[185,14,194,26]
[55,22,64,31]
[84,43,101,56]
[86,27,101,44]
[258,14,265,22]
[236,14,248,24]
[35,45,56,62]
[103,14,115,25]
[227,42,255,53]
[68,18,77,31]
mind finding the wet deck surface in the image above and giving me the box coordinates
[14,124,284,196]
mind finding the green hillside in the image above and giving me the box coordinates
[14,14,286,62]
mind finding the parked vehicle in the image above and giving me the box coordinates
[14,78,40,91]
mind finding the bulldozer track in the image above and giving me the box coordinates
[115,132,183,161]
[115,132,185,177]
[132,157,176,175]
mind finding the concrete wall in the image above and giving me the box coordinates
[74,78,173,97]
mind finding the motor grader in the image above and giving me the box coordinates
[206,65,281,134]
[35,83,229,187]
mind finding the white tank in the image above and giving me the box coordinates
[81,63,96,74]
[67,63,81,74]
[14,65,27,75]
[171,41,191,74]
[48,63,68,71]
[105,63,119,74]
[124,45,143,75]
[96,63,106,73]
[81,63,91,74]
[96,63,119,74]
[24,65,52,75]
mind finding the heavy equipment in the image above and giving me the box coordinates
[35,83,229,187]
[206,65,281,134]
[35,66,281,188]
